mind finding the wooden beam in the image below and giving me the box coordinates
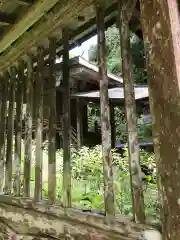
[0,195,155,240]
[5,67,16,194]
[0,21,11,27]
[0,12,15,26]
[140,0,180,237]
[48,38,56,204]
[117,0,145,223]
[0,0,60,54]
[34,46,44,202]
[14,60,25,196]
[96,2,115,223]
[15,0,32,6]
[0,0,93,73]
[62,29,71,208]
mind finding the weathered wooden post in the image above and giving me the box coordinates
[82,102,88,138]
[14,60,25,196]
[110,102,115,149]
[5,67,16,194]
[62,29,71,208]
[24,55,33,197]
[140,0,180,237]
[117,0,145,223]
[96,1,115,222]
[34,47,44,201]
[0,76,8,193]
[48,38,57,204]
[0,81,2,121]
[76,98,83,149]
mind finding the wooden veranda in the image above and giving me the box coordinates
[0,0,179,239]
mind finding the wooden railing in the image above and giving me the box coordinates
[11,118,78,148]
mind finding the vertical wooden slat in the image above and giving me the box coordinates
[62,29,71,208]
[24,55,33,197]
[82,103,88,137]
[0,77,8,192]
[76,98,83,149]
[48,38,56,204]
[117,0,145,223]
[0,81,2,121]
[34,47,44,201]
[110,103,115,149]
[96,2,115,222]
[14,60,25,196]
[5,67,16,194]
[0,80,3,191]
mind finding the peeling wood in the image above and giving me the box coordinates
[34,47,44,202]
[48,38,56,204]
[0,195,156,240]
[24,55,33,197]
[62,29,71,208]
[117,0,145,223]
[96,2,115,223]
[5,67,16,194]
[14,60,25,196]
[140,0,180,238]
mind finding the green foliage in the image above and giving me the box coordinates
[87,103,100,132]
[112,106,152,143]
[29,145,159,220]
[88,25,147,84]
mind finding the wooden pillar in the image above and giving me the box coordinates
[34,47,44,201]
[117,0,145,223]
[76,98,83,149]
[140,0,180,237]
[62,29,71,208]
[82,103,88,137]
[24,55,33,197]
[5,67,16,194]
[48,38,56,204]
[14,60,24,196]
[0,76,8,192]
[0,81,2,121]
[110,103,115,149]
[96,2,115,222]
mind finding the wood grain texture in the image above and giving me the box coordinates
[117,0,145,224]
[5,67,16,194]
[62,29,71,208]
[24,55,33,197]
[0,0,60,54]
[0,0,93,73]
[48,38,56,204]
[34,47,44,202]
[0,195,156,239]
